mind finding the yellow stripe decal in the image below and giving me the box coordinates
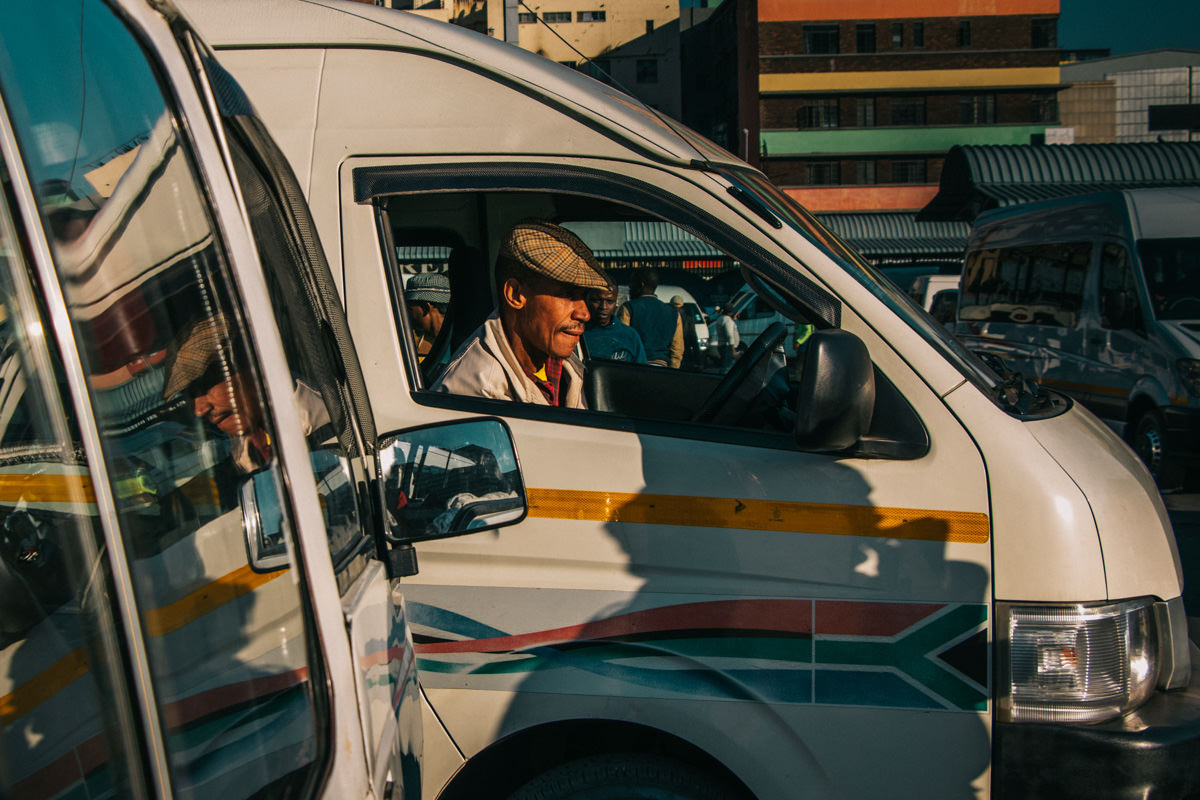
[0,647,89,724]
[142,564,286,637]
[526,488,989,544]
[1,564,288,723]
[0,473,95,504]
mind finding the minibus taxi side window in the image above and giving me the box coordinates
[0,0,324,796]
[386,190,811,438]
[0,159,147,799]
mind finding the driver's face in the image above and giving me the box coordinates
[193,371,264,438]
[509,276,590,361]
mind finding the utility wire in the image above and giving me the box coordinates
[514,0,710,164]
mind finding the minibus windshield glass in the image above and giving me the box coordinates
[719,168,1001,392]
[1139,237,1200,320]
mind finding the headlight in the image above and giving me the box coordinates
[998,598,1158,724]
[1175,359,1200,398]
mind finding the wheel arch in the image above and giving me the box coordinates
[434,718,756,800]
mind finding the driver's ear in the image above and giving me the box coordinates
[502,277,527,311]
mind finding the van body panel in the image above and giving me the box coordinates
[943,383,1109,602]
[1024,405,1183,600]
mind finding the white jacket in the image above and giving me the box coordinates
[432,314,586,409]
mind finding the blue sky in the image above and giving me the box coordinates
[1059,0,1200,55]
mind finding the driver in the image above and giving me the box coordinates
[432,221,609,408]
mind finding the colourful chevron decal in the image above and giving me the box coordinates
[412,598,988,712]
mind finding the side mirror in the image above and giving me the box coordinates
[793,329,874,452]
[380,417,526,545]
[240,464,291,572]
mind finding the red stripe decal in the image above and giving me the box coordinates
[417,599,813,654]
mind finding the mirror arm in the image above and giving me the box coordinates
[386,542,419,579]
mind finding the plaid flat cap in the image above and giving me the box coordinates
[501,221,610,290]
[161,313,231,400]
[407,272,451,304]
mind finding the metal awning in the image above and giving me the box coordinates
[817,212,970,261]
[918,142,1200,221]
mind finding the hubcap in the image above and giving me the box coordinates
[1136,419,1164,476]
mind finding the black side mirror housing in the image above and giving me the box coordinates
[793,329,875,452]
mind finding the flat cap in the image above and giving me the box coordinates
[162,313,231,400]
[500,221,609,291]
[407,272,451,304]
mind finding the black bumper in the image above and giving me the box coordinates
[994,668,1200,799]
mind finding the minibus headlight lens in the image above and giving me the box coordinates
[1175,359,1200,398]
[1002,598,1158,724]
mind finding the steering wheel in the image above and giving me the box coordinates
[1166,296,1200,316]
[692,321,789,424]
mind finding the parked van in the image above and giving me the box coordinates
[0,2,526,798]
[958,188,1200,489]
[182,2,1200,798]
[909,273,961,325]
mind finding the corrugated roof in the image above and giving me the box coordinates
[918,142,1200,221]
[817,212,970,259]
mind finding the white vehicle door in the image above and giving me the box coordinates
[0,2,348,794]
[340,155,995,800]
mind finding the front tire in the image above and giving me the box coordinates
[507,754,744,800]
[1130,408,1184,491]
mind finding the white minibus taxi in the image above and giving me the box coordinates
[180,1,1200,798]
[957,188,1200,490]
[0,1,526,798]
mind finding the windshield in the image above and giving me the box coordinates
[1139,237,1200,320]
[720,168,1000,391]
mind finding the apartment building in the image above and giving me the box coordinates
[757,0,1064,213]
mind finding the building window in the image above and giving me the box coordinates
[803,24,840,55]
[543,11,571,23]
[518,12,536,23]
[1032,91,1058,123]
[856,160,876,184]
[1032,18,1057,49]
[891,22,904,49]
[890,96,926,126]
[855,96,876,127]
[856,23,876,53]
[958,20,972,47]
[893,159,927,183]
[636,58,658,84]
[646,19,654,34]
[577,10,605,21]
[805,161,841,185]
[799,97,840,129]
[960,94,996,124]
[913,21,924,48]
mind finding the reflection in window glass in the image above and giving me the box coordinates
[0,155,144,800]
[0,1,319,796]
[961,242,1091,325]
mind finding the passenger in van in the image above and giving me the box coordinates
[583,283,646,364]
[163,313,330,472]
[617,269,683,368]
[710,304,740,370]
[405,272,450,363]
[431,221,609,408]
[670,294,701,370]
